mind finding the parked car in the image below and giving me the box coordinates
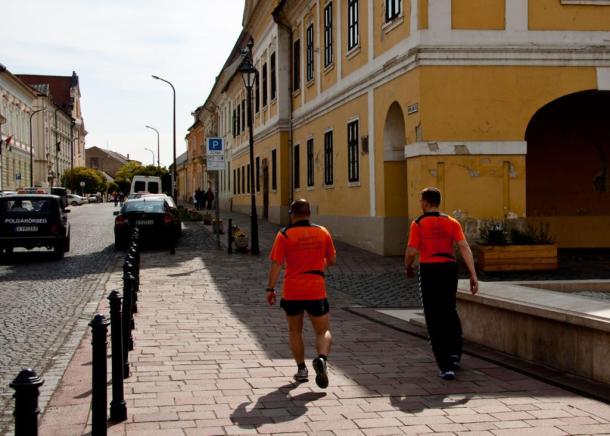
[0,191,17,197]
[140,193,182,235]
[0,194,70,259]
[67,194,87,206]
[86,194,99,203]
[113,197,180,250]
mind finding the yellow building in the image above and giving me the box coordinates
[199,0,610,255]
[185,107,206,196]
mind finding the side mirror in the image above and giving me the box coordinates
[113,211,119,216]
[64,209,71,213]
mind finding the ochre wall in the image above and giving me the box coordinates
[451,0,505,30]
[373,0,411,58]
[292,94,370,217]
[419,66,598,141]
[418,0,428,29]
[406,155,526,221]
[529,0,610,31]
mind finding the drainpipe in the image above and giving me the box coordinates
[272,0,294,206]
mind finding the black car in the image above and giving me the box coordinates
[114,197,180,250]
[0,194,70,259]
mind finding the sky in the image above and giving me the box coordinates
[1,0,245,167]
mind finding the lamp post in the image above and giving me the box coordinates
[239,39,260,255]
[151,75,176,201]
[29,108,46,187]
[144,148,155,166]
[145,125,160,168]
[0,113,6,191]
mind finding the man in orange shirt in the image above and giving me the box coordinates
[405,187,478,380]
[267,199,337,388]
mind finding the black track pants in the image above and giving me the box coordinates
[418,262,463,372]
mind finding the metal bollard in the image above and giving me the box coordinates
[108,291,127,422]
[89,314,109,436]
[228,219,233,254]
[122,271,135,374]
[125,253,138,313]
[123,260,137,327]
[10,368,44,436]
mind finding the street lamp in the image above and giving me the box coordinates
[144,147,155,166]
[239,39,260,255]
[145,125,160,168]
[151,75,176,201]
[29,108,46,186]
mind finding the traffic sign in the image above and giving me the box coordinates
[207,138,224,156]
[207,155,225,171]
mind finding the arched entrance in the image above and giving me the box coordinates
[525,90,610,247]
[382,101,408,255]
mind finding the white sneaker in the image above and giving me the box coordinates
[439,370,455,381]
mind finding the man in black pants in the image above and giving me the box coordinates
[404,187,478,380]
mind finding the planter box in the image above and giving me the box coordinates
[477,244,558,272]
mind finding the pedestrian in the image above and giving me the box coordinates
[112,191,118,207]
[192,191,197,208]
[195,188,205,211]
[205,186,214,210]
[404,187,478,380]
[266,198,336,388]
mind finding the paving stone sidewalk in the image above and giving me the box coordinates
[38,214,610,435]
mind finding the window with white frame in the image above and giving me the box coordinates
[385,0,401,22]
[306,138,314,187]
[324,131,333,185]
[270,53,277,100]
[324,2,333,67]
[348,0,359,51]
[293,40,301,91]
[262,62,268,107]
[347,120,359,182]
[306,24,314,82]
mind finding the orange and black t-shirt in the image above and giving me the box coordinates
[407,212,465,264]
[269,221,336,300]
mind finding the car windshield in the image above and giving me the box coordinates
[122,201,165,214]
[3,198,54,214]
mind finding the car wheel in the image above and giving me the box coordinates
[114,238,125,251]
[71,201,78,206]
[64,236,70,253]
[54,242,65,259]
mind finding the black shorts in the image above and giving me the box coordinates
[280,298,330,317]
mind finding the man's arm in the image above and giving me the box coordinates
[325,254,337,268]
[457,240,479,295]
[266,261,282,305]
[404,246,418,278]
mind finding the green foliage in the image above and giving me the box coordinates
[479,221,508,245]
[480,220,554,245]
[61,167,107,194]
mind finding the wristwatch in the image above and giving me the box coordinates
[266,288,275,292]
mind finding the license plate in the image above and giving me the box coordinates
[15,226,38,232]
[135,220,154,225]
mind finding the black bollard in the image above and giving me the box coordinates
[228,219,233,254]
[122,271,135,374]
[125,253,138,313]
[123,260,137,327]
[10,368,44,436]
[108,291,127,422]
[89,314,109,436]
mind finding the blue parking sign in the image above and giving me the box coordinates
[207,138,223,155]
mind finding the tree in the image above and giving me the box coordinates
[114,162,170,194]
[61,167,107,194]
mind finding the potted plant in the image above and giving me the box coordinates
[476,220,558,272]
[212,218,224,234]
[189,210,203,221]
[233,228,249,252]
[202,212,213,225]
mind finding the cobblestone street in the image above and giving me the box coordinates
[0,202,120,434]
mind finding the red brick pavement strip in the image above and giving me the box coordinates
[39,215,610,435]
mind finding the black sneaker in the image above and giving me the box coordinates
[312,357,329,388]
[439,370,455,380]
[294,367,309,383]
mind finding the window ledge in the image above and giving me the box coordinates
[324,184,334,190]
[270,98,277,105]
[561,0,610,4]
[293,89,301,98]
[348,181,361,187]
[272,189,277,193]
[346,44,361,60]
[307,186,315,191]
[294,188,301,192]
[382,15,404,34]
[306,78,315,88]
[323,62,335,74]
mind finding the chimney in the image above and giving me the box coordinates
[126,153,130,160]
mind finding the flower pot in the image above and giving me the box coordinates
[476,244,558,272]
[212,219,224,234]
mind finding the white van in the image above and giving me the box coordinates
[130,176,162,196]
